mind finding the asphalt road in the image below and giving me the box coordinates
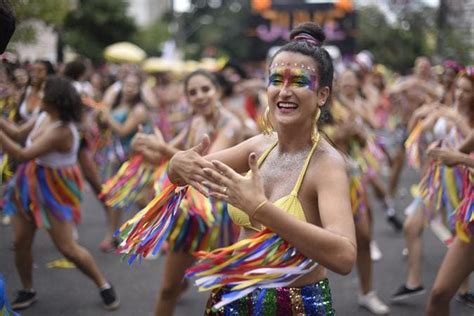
[1,163,473,316]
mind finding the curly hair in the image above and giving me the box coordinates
[63,60,87,81]
[43,76,83,122]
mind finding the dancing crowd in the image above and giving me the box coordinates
[0,22,472,316]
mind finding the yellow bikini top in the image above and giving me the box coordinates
[228,134,320,231]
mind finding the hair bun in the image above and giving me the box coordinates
[290,22,326,47]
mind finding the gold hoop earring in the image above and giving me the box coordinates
[261,106,273,134]
[311,108,321,143]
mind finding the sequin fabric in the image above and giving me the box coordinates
[205,279,334,315]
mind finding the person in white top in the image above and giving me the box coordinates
[0,76,119,311]
[16,60,54,123]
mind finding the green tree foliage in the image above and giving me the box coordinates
[440,28,472,65]
[10,0,70,43]
[357,5,436,73]
[435,0,472,67]
[133,12,172,57]
[181,1,253,61]
[63,0,137,63]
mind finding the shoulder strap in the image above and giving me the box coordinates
[257,141,278,167]
[292,132,321,194]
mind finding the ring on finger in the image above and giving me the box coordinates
[223,186,228,194]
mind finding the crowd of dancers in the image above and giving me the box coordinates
[0,21,472,316]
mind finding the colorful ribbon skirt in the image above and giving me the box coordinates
[4,160,83,229]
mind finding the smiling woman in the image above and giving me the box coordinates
[117,69,243,316]
[169,22,356,315]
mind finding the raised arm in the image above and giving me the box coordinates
[428,147,474,168]
[0,125,70,163]
[458,131,474,154]
[407,103,438,132]
[168,134,267,194]
[0,117,36,143]
[102,104,148,137]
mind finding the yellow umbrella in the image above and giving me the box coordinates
[142,58,187,74]
[184,60,200,73]
[199,57,229,72]
[104,42,146,64]
[199,58,219,72]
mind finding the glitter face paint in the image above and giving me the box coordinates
[268,67,318,91]
[205,278,334,315]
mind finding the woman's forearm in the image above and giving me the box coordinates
[0,119,22,142]
[252,203,356,275]
[157,143,179,159]
[455,119,472,138]
[141,148,165,165]
[450,152,474,168]
[458,154,474,168]
[105,116,134,138]
[0,131,27,162]
[458,132,474,154]
[421,114,439,133]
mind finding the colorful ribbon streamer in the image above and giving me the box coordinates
[455,172,473,243]
[405,122,424,169]
[350,173,367,221]
[0,153,13,184]
[186,229,318,310]
[419,160,466,229]
[100,155,164,211]
[117,181,237,261]
[116,184,184,263]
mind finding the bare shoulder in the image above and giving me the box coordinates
[50,124,74,151]
[309,137,347,176]
[246,133,277,158]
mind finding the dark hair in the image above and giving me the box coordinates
[63,60,87,81]
[223,60,249,80]
[214,72,233,98]
[43,75,83,122]
[271,22,334,120]
[183,69,220,96]
[0,0,15,54]
[35,60,56,75]
[111,72,144,109]
[271,22,333,91]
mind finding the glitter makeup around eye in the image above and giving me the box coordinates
[268,67,318,91]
